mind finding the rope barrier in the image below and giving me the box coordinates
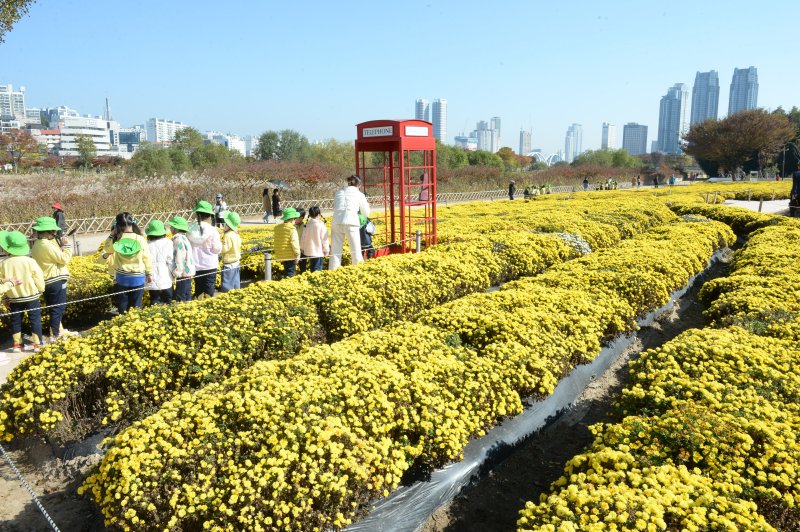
[0,442,61,532]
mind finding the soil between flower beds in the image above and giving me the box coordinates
[420,252,732,532]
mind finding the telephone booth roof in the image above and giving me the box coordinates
[356,119,435,151]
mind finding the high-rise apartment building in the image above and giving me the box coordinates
[728,66,758,115]
[454,134,478,151]
[564,123,582,163]
[474,120,498,152]
[657,83,689,154]
[0,84,26,119]
[601,123,617,150]
[147,118,190,144]
[519,129,531,156]
[622,123,648,156]
[690,70,719,125]
[431,99,447,141]
[490,116,501,148]
[414,99,430,122]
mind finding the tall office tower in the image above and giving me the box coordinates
[564,123,583,163]
[0,84,26,119]
[415,99,430,122]
[147,118,190,144]
[690,70,720,125]
[519,129,531,156]
[474,120,499,152]
[490,116,501,148]
[622,123,648,156]
[601,123,617,150]
[657,83,689,154]
[728,66,758,115]
[431,99,447,141]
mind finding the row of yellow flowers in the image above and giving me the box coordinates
[0,197,676,445]
[518,216,800,530]
[79,218,734,530]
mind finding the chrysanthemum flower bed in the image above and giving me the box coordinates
[79,218,733,530]
[518,214,800,531]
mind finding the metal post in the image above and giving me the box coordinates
[705,192,709,204]
[747,190,751,201]
[264,251,272,281]
[758,199,763,213]
[75,240,81,256]
[415,230,422,253]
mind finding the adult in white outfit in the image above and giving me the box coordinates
[329,174,370,270]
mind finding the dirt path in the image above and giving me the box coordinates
[420,253,732,532]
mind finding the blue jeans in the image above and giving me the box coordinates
[306,257,323,272]
[148,288,173,305]
[194,269,217,298]
[10,300,43,341]
[174,277,192,302]
[220,265,240,292]
[43,281,67,337]
[115,284,144,314]
[282,260,297,278]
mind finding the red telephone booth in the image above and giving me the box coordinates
[355,119,437,254]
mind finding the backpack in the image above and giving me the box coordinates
[364,219,376,236]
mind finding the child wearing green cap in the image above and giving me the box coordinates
[0,230,46,351]
[273,207,301,277]
[102,212,153,313]
[219,211,242,292]
[31,217,74,342]
[166,216,194,302]
[145,220,174,304]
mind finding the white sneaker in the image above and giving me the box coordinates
[60,328,79,337]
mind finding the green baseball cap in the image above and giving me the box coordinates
[32,217,61,233]
[281,207,300,221]
[112,237,142,257]
[0,230,30,256]
[224,211,241,230]
[145,220,167,237]
[193,200,215,215]
[166,216,189,232]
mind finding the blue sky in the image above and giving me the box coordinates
[1,0,797,155]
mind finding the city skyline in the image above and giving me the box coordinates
[1,1,797,155]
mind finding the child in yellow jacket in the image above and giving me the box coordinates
[273,208,301,278]
[31,217,75,342]
[0,230,46,351]
[219,211,242,292]
[101,213,152,314]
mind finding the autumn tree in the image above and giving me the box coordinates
[683,109,796,175]
[0,0,35,43]
[0,128,42,167]
[255,129,311,162]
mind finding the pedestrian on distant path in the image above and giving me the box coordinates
[1,230,45,352]
[582,177,589,191]
[508,179,516,200]
[274,207,301,278]
[636,175,641,188]
[166,216,194,302]
[102,212,153,314]
[299,205,329,272]
[144,220,174,305]
[31,216,76,342]
[262,188,271,222]
[220,211,242,292]
[51,202,67,238]
[653,176,659,188]
[329,175,370,271]
[187,201,222,300]
[271,189,281,224]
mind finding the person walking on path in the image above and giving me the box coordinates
[582,177,589,191]
[271,189,281,224]
[273,207,301,278]
[299,205,329,272]
[31,216,75,342]
[102,213,153,314]
[144,220,174,305]
[166,216,194,302]
[0,230,45,352]
[508,179,516,200]
[262,188,271,222]
[51,202,67,238]
[219,211,242,292]
[187,201,222,300]
[329,174,370,271]
[213,193,228,228]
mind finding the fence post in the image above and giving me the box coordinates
[712,191,718,204]
[772,190,776,200]
[264,250,272,281]
[705,192,709,204]
[75,240,81,256]
[747,190,752,201]
[758,199,763,213]
[415,230,422,253]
